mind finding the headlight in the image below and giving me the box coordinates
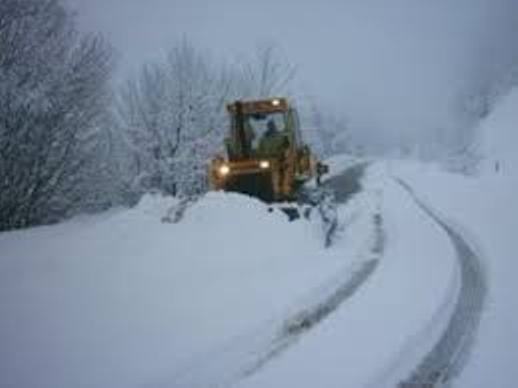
[271,99,280,106]
[259,160,270,169]
[218,164,230,176]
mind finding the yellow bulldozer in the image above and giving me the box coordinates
[209,97,328,204]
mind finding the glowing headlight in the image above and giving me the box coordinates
[218,164,230,176]
[259,160,270,169]
[271,99,280,106]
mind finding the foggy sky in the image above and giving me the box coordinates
[69,0,518,142]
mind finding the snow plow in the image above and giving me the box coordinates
[209,97,328,208]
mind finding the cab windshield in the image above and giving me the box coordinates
[244,112,286,152]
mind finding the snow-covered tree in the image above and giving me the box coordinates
[118,41,231,197]
[439,63,518,174]
[0,0,114,230]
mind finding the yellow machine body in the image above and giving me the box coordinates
[209,97,327,203]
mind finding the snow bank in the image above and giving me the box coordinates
[0,190,369,388]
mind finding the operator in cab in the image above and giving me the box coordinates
[258,119,288,157]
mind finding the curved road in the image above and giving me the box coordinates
[396,178,487,387]
[166,166,485,388]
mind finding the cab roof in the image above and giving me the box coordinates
[226,98,289,115]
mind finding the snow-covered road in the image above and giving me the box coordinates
[395,178,487,387]
[237,165,475,388]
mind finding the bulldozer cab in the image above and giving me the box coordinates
[225,98,302,161]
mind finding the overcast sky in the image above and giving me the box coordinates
[68,0,518,141]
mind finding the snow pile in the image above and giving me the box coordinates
[0,187,375,388]
[131,192,180,218]
[181,191,287,225]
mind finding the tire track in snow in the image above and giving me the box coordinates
[396,179,487,388]
[242,254,381,379]
[235,164,382,383]
[162,213,384,388]
[236,207,385,385]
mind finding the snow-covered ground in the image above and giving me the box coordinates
[1,89,516,387]
[0,160,464,388]
[393,162,517,387]
[237,165,459,388]
[0,161,379,388]
[391,87,518,388]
